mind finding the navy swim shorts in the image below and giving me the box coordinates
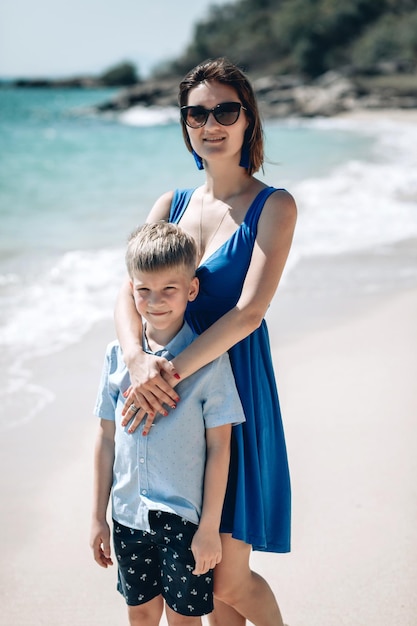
[113,511,214,616]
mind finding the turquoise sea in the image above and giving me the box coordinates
[1,87,417,429]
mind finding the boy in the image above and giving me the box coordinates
[90,222,245,626]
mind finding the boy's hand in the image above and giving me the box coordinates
[191,527,222,575]
[90,520,113,568]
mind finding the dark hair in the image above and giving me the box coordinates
[126,222,197,277]
[178,57,264,175]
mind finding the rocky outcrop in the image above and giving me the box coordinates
[92,69,417,118]
[12,76,104,88]
[8,68,417,118]
[253,71,358,117]
[94,77,180,112]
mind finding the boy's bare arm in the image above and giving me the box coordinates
[90,419,115,568]
[191,423,232,575]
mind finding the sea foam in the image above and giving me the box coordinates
[292,116,417,258]
[119,105,179,127]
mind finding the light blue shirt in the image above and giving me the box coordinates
[94,321,245,532]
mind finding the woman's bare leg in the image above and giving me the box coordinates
[207,598,246,626]
[209,533,285,626]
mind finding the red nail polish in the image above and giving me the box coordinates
[174,373,181,380]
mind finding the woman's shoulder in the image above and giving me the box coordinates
[265,187,297,222]
[147,188,198,222]
[147,190,175,222]
[253,186,297,241]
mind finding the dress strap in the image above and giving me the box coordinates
[170,186,284,231]
[169,188,195,223]
[243,186,282,231]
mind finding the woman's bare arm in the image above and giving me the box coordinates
[115,277,179,420]
[114,191,179,422]
[133,190,297,435]
[173,190,297,375]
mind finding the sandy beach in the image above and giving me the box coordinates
[335,107,417,123]
[1,107,417,625]
[0,267,416,625]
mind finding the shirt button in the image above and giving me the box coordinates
[139,458,145,464]
[141,489,147,495]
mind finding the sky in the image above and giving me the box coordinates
[0,0,230,79]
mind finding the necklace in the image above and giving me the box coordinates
[199,193,230,262]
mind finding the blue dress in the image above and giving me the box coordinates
[169,186,291,553]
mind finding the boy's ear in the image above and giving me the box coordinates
[188,276,199,302]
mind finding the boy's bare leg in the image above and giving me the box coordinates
[127,594,164,626]
[165,604,202,626]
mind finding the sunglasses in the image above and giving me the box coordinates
[181,102,247,128]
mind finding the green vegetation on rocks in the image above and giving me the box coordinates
[163,0,417,78]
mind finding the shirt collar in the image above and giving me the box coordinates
[142,320,195,360]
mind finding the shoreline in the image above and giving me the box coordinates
[268,235,417,348]
[1,273,416,624]
[334,106,417,123]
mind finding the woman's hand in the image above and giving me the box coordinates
[121,350,181,433]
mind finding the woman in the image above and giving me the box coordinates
[115,58,297,626]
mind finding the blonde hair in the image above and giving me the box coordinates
[125,222,197,278]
